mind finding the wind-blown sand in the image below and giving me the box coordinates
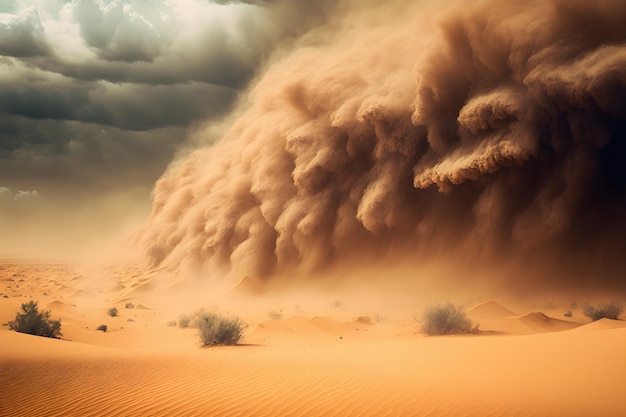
[1,262,625,417]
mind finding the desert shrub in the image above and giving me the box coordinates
[108,307,118,317]
[422,301,477,336]
[267,310,283,320]
[196,311,246,346]
[125,303,135,309]
[582,302,623,321]
[178,314,192,328]
[563,310,573,318]
[8,301,62,338]
[96,324,107,332]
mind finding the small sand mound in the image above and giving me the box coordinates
[353,316,373,325]
[522,312,550,322]
[575,318,626,332]
[467,300,516,317]
[127,281,156,294]
[231,276,264,295]
[311,316,345,336]
[517,312,580,332]
[108,283,125,292]
[249,316,331,341]
[46,300,66,309]
[252,319,296,335]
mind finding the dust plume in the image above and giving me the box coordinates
[132,0,626,291]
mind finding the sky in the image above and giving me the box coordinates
[0,0,331,256]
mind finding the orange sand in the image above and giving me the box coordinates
[1,261,625,416]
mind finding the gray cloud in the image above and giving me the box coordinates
[0,61,236,131]
[0,116,186,193]
[73,0,165,63]
[0,7,50,57]
[0,0,334,245]
[21,0,332,87]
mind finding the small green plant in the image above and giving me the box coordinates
[108,307,118,317]
[96,324,107,332]
[582,302,623,321]
[422,301,477,336]
[7,301,62,338]
[196,311,246,346]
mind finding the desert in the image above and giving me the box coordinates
[2,0,626,416]
[2,260,625,416]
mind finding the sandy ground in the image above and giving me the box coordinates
[1,261,625,417]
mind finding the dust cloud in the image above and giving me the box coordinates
[131,0,626,292]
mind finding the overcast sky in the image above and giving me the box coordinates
[0,0,331,255]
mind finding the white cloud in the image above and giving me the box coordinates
[0,187,46,207]
[0,186,12,200]
[14,189,45,204]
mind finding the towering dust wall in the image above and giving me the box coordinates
[133,0,626,287]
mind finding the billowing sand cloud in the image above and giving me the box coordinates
[133,0,626,287]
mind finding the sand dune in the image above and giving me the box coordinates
[573,318,626,332]
[467,300,517,318]
[465,301,584,335]
[517,312,581,333]
[1,262,625,417]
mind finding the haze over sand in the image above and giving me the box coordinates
[125,0,626,294]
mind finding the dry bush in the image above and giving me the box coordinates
[108,307,118,317]
[196,311,246,346]
[422,301,477,336]
[178,314,192,328]
[582,302,623,321]
[8,301,62,338]
[267,310,283,320]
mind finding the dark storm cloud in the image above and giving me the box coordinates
[0,0,333,212]
[0,7,50,57]
[0,62,236,131]
[0,115,186,194]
